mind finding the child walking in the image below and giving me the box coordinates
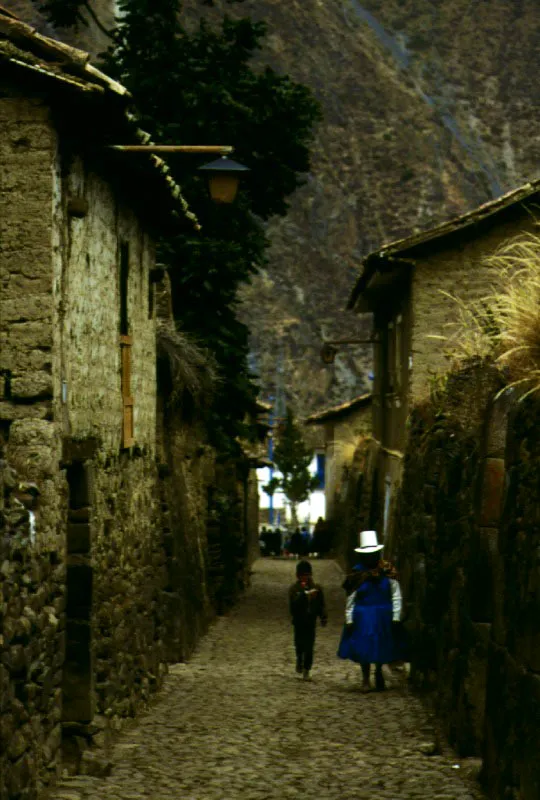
[288,560,327,680]
[337,530,404,691]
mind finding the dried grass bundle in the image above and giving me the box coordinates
[428,290,496,363]
[156,320,220,408]
[429,231,540,401]
[485,233,540,400]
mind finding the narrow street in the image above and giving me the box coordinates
[51,560,484,800]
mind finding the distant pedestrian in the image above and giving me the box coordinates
[311,516,332,557]
[300,526,311,556]
[337,530,405,691]
[273,528,282,556]
[288,560,327,680]
[289,527,303,557]
[259,526,268,555]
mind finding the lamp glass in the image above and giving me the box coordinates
[208,173,240,204]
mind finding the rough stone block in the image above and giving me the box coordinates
[8,725,29,760]
[469,527,498,623]
[482,642,523,798]
[519,672,540,800]
[4,320,53,350]
[1,295,53,324]
[7,751,33,797]
[11,371,53,400]
[8,419,55,449]
[67,524,91,555]
[479,458,505,527]
[486,394,512,458]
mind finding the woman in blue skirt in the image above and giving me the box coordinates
[337,530,404,691]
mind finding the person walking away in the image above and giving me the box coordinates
[289,527,303,558]
[337,530,404,691]
[289,560,327,680]
[300,526,311,556]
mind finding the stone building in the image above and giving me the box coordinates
[347,180,540,548]
[0,13,203,798]
[305,393,371,525]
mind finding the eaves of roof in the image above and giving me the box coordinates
[305,393,372,424]
[347,178,540,311]
[0,11,199,232]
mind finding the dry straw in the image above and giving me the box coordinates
[156,320,220,408]
[429,231,540,401]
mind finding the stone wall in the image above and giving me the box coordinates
[0,92,64,550]
[1,462,66,800]
[0,83,209,789]
[322,403,372,523]
[1,63,259,799]
[156,406,213,663]
[330,435,381,571]
[409,212,537,404]
[393,361,540,800]
[52,152,157,452]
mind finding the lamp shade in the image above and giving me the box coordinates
[198,156,250,204]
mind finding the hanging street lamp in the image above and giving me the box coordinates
[108,145,250,205]
[197,156,250,204]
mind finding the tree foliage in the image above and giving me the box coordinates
[273,408,319,521]
[43,0,321,453]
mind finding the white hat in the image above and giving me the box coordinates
[354,530,384,553]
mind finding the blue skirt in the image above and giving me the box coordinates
[337,603,400,665]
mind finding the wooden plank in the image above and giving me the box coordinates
[122,396,134,448]
[109,145,233,154]
[121,343,132,397]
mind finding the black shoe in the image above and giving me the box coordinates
[375,669,385,691]
[296,662,303,674]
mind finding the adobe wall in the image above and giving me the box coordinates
[394,361,540,800]
[324,404,372,523]
[50,147,169,744]
[52,153,157,452]
[0,92,64,548]
[331,435,380,571]
[156,406,214,662]
[409,213,537,403]
[1,87,189,791]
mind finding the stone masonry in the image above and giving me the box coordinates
[0,37,210,797]
[393,361,540,800]
[1,461,66,800]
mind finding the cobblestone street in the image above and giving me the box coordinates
[51,560,485,800]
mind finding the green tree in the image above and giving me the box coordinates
[262,476,280,499]
[43,0,321,454]
[273,408,319,526]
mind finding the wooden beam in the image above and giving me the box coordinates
[108,145,234,154]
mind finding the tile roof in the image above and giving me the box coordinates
[348,178,540,310]
[0,9,199,231]
[305,393,372,424]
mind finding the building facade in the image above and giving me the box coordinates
[0,14,202,797]
[348,181,540,550]
[305,393,372,525]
